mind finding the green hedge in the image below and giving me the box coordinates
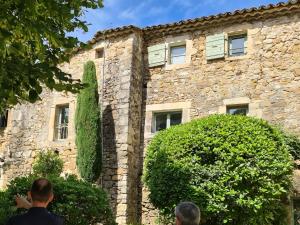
[143,114,293,225]
[0,175,116,225]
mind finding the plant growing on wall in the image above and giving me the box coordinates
[75,61,102,182]
[143,114,293,225]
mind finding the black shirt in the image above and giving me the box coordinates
[6,207,64,225]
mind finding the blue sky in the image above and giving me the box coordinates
[73,0,284,42]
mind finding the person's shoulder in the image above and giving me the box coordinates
[6,213,27,224]
[48,212,64,225]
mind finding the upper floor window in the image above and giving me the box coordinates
[0,111,8,128]
[95,48,104,59]
[153,111,182,132]
[228,34,247,57]
[55,105,69,140]
[226,105,248,116]
[170,45,186,64]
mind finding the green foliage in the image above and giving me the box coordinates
[32,150,64,177]
[75,61,102,182]
[0,175,116,225]
[283,132,300,160]
[0,0,103,111]
[143,114,293,225]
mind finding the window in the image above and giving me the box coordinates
[228,34,247,57]
[55,105,69,140]
[294,199,300,225]
[153,111,182,132]
[226,105,249,115]
[95,48,104,59]
[170,45,186,64]
[0,111,8,128]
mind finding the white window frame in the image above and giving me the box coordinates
[228,33,247,57]
[169,44,186,65]
[152,111,182,133]
[55,104,69,140]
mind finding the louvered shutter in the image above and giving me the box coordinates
[148,44,166,67]
[206,33,225,60]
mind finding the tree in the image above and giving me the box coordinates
[143,115,293,225]
[75,61,102,182]
[0,0,103,111]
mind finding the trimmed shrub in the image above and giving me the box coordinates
[1,175,116,225]
[143,114,293,225]
[75,60,102,182]
[32,150,63,177]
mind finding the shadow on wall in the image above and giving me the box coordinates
[102,104,118,217]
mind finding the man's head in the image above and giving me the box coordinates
[28,178,53,206]
[175,202,201,225]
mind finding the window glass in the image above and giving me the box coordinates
[229,35,246,56]
[155,113,167,132]
[170,112,182,126]
[154,111,182,132]
[55,105,69,140]
[0,111,8,128]
[226,105,248,116]
[294,199,300,225]
[170,45,186,64]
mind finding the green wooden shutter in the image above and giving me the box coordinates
[148,44,166,67]
[206,33,225,60]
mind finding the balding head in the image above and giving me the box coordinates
[175,202,201,225]
[30,178,53,203]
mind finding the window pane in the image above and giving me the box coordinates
[171,45,186,64]
[0,111,8,128]
[227,105,248,116]
[229,36,246,56]
[170,112,182,126]
[155,113,167,132]
[56,105,69,140]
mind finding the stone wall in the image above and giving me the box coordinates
[141,14,300,224]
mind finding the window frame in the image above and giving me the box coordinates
[95,47,104,59]
[226,104,249,116]
[152,111,182,133]
[55,104,69,140]
[169,44,186,65]
[0,110,8,129]
[228,34,247,57]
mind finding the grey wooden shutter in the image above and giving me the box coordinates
[148,44,166,67]
[206,33,225,60]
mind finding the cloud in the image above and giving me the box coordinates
[74,0,283,42]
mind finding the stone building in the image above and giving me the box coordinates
[1,1,300,224]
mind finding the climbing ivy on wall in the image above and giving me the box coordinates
[75,61,102,182]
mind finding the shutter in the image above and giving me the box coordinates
[148,44,166,67]
[206,33,225,60]
[244,36,248,54]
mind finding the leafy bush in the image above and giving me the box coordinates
[32,150,63,177]
[75,61,102,182]
[143,114,293,225]
[283,132,300,160]
[0,175,116,225]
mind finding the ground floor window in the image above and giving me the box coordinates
[55,105,69,140]
[294,199,300,225]
[153,111,182,132]
[226,105,249,116]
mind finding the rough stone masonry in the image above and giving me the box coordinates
[0,1,300,224]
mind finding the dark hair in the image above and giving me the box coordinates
[175,202,201,225]
[30,178,53,202]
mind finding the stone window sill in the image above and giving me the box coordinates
[165,63,190,70]
[225,54,250,61]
